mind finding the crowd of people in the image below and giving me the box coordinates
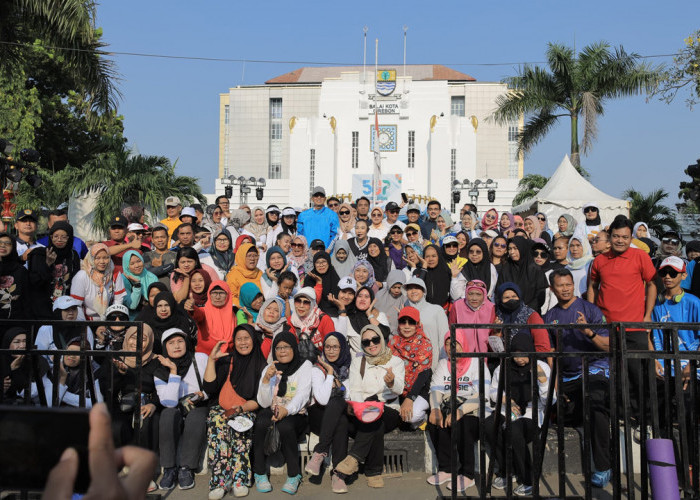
[1,186,699,498]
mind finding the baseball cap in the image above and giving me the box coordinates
[265,205,281,214]
[312,186,326,197]
[337,276,357,292]
[105,303,129,318]
[161,328,188,345]
[127,223,145,232]
[406,203,421,213]
[405,223,420,233]
[660,256,686,273]
[52,296,81,311]
[398,306,420,323]
[442,235,458,246]
[179,207,196,219]
[109,215,127,228]
[294,287,316,303]
[481,229,498,238]
[403,276,426,292]
[165,196,181,207]
[16,209,37,222]
[385,201,400,212]
[309,239,326,250]
[282,207,296,217]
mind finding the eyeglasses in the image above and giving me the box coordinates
[405,231,417,236]
[361,336,382,348]
[0,241,13,248]
[390,230,403,235]
[339,210,350,215]
[533,250,547,258]
[325,345,340,351]
[291,243,304,248]
[328,203,339,208]
[592,237,608,243]
[275,345,292,352]
[294,298,311,305]
[662,238,680,245]
[658,268,681,278]
[371,213,383,218]
[493,242,507,248]
[211,291,227,297]
[51,235,69,241]
[583,207,598,213]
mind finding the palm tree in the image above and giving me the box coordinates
[64,144,205,234]
[512,174,549,206]
[492,42,661,171]
[0,0,119,114]
[622,188,681,237]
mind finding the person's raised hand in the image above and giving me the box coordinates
[384,366,395,387]
[449,260,461,278]
[209,340,228,361]
[46,248,57,267]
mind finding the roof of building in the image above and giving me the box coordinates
[265,64,476,84]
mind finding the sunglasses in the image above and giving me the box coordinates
[328,203,339,208]
[361,336,382,348]
[294,298,311,305]
[493,242,507,248]
[658,268,681,278]
[533,250,547,258]
[405,231,417,236]
[662,238,680,245]
[584,207,598,213]
[398,318,417,325]
[339,210,350,215]
[444,243,458,248]
[466,280,487,289]
[371,213,383,218]
[107,314,129,322]
[537,217,546,221]
[291,243,304,248]
[390,230,403,235]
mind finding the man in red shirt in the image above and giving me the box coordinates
[587,216,657,418]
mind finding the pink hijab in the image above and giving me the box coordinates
[448,279,496,358]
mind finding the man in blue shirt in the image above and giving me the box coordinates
[544,268,611,488]
[297,186,339,250]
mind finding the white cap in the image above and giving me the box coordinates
[282,208,296,217]
[52,296,81,311]
[294,287,317,303]
[337,276,357,292]
[179,207,196,219]
[442,235,458,245]
[127,223,145,232]
[265,205,280,214]
[165,196,181,207]
[660,256,686,273]
[105,304,129,318]
[161,328,188,345]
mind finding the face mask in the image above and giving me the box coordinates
[501,299,520,312]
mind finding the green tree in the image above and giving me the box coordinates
[63,145,205,234]
[622,188,681,237]
[512,174,549,206]
[678,158,700,214]
[654,30,700,109]
[492,42,662,171]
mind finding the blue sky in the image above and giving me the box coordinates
[98,1,699,206]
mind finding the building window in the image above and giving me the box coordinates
[451,96,465,117]
[408,130,415,169]
[351,131,359,169]
[224,104,230,125]
[223,105,230,178]
[450,149,457,212]
[508,123,519,179]
[269,98,283,179]
[309,149,316,196]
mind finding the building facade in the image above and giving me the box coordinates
[217,65,522,213]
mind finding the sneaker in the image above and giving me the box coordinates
[305,452,326,476]
[281,474,302,495]
[147,480,158,493]
[514,483,533,496]
[178,467,195,490]
[209,487,226,500]
[367,475,384,488]
[335,456,359,476]
[446,475,475,492]
[427,471,451,485]
[254,474,272,493]
[492,476,508,490]
[159,467,177,490]
[233,481,249,497]
[331,473,348,494]
[591,468,612,488]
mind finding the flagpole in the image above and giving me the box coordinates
[403,25,408,77]
[373,38,379,208]
[363,26,368,84]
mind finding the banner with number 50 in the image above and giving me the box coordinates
[352,174,402,206]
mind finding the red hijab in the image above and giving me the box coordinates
[445,327,475,379]
[388,306,433,396]
[201,280,236,353]
[480,208,499,231]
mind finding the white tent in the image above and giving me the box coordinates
[512,155,629,227]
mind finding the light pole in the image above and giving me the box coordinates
[221,175,266,205]
[452,178,498,208]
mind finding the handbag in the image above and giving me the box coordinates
[440,395,467,418]
[178,358,205,417]
[118,391,139,413]
[219,358,247,411]
[263,421,281,455]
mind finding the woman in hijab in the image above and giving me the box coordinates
[524,215,550,246]
[121,250,158,318]
[458,211,479,239]
[154,327,209,490]
[236,282,264,325]
[264,206,283,251]
[306,332,352,493]
[35,296,95,367]
[303,251,340,316]
[386,225,406,271]
[233,234,255,254]
[531,240,559,314]
[254,298,286,359]
[449,279,496,355]
[288,235,313,283]
[496,237,548,311]
[188,269,212,309]
[287,287,335,361]
[145,290,197,353]
[171,247,215,303]
[0,232,28,320]
[260,246,291,299]
[426,328,490,491]
[389,306,433,427]
[337,203,356,241]
[280,207,297,236]
[336,325,405,489]
[28,221,82,319]
[513,215,525,231]
[203,204,225,234]
[535,212,554,239]
[366,238,391,284]
[338,285,391,354]
[565,229,594,298]
[189,281,236,356]
[402,244,423,281]
[1,327,52,405]
[499,212,516,238]
[633,222,650,239]
[453,239,497,300]
[253,332,312,495]
[203,326,268,499]
[480,208,499,232]
[431,211,455,245]
[226,242,262,307]
[412,244,451,308]
[441,235,467,270]
[374,270,406,333]
[368,207,390,240]
[493,282,551,353]
[331,239,357,278]
[352,259,377,292]
[582,203,604,240]
[136,282,169,322]
[210,230,236,280]
[71,243,125,320]
[555,214,577,238]
[490,235,508,273]
[485,333,551,496]
[242,206,269,243]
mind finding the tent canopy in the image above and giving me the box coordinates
[512,155,629,227]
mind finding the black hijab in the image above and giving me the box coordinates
[145,291,193,353]
[421,244,452,306]
[322,331,352,382]
[154,330,193,381]
[366,238,390,282]
[508,333,535,412]
[1,328,49,398]
[0,233,23,276]
[52,308,84,350]
[303,251,340,316]
[136,282,169,322]
[531,241,555,273]
[461,239,492,289]
[497,237,547,310]
[272,331,303,396]
[348,286,374,335]
[225,324,267,400]
[47,221,76,262]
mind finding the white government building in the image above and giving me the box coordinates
[216,64,523,214]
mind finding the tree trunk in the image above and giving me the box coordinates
[570,113,580,169]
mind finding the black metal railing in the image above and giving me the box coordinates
[444,321,700,500]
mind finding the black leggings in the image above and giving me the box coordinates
[252,408,307,477]
[307,396,349,467]
[347,406,401,477]
[484,414,536,485]
[159,406,208,469]
[427,415,480,478]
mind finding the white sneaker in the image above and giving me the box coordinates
[233,482,250,497]
[208,487,225,500]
